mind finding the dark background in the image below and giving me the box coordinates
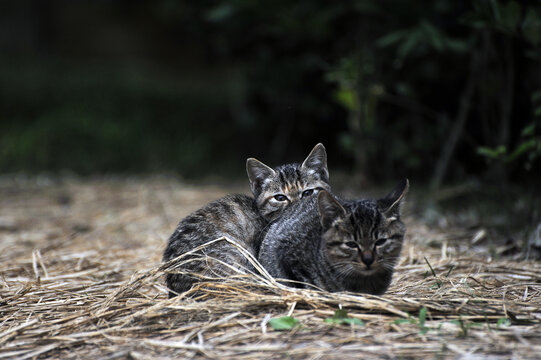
[1,0,540,190]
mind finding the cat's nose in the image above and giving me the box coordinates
[361,251,374,266]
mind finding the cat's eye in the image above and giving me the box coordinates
[345,241,357,248]
[375,238,387,247]
[274,194,288,202]
[302,189,314,197]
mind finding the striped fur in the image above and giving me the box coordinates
[163,144,330,297]
[258,179,409,295]
[247,144,330,220]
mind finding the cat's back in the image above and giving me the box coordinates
[163,193,266,261]
[191,193,263,232]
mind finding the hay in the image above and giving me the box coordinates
[0,177,539,359]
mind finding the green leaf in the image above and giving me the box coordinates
[398,32,421,59]
[418,307,427,328]
[343,318,365,326]
[477,145,507,159]
[445,265,455,277]
[376,30,407,48]
[269,316,300,331]
[205,4,235,22]
[420,21,444,52]
[335,89,359,111]
[505,139,537,163]
[521,123,536,137]
[394,314,417,325]
[490,0,502,24]
[416,307,430,334]
[333,309,349,320]
[497,318,511,327]
[325,309,364,326]
[445,39,469,53]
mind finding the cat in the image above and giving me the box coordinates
[258,179,409,295]
[162,143,331,297]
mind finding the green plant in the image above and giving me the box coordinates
[393,307,429,335]
[424,257,442,289]
[324,309,364,327]
[449,317,484,337]
[477,122,541,169]
[268,316,300,331]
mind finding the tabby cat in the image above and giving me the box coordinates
[163,144,330,297]
[258,179,409,295]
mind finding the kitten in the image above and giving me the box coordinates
[163,144,330,297]
[258,179,409,295]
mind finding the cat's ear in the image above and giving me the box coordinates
[318,190,346,229]
[301,143,329,182]
[377,179,409,218]
[246,158,276,195]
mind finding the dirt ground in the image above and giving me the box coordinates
[0,176,539,359]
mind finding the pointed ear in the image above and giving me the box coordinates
[318,190,346,229]
[377,179,409,218]
[301,143,329,182]
[246,158,275,195]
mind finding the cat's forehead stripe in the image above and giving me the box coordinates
[345,200,383,239]
[282,183,302,193]
[278,170,286,184]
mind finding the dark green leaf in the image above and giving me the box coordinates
[521,123,536,137]
[490,0,502,24]
[398,32,421,59]
[505,139,537,163]
[333,309,349,320]
[420,21,444,52]
[477,146,507,159]
[445,39,469,53]
[445,265,455,277]
[205,4,235,22]
[376,30,407,48]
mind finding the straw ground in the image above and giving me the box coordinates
[0,177,539,359]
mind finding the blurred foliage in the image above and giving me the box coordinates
[0,0,540,184]
[477,122,541,169]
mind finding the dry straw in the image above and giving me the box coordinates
[0,178,539,359]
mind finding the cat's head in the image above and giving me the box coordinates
[246,143,330,221]
[317,179,409,286]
